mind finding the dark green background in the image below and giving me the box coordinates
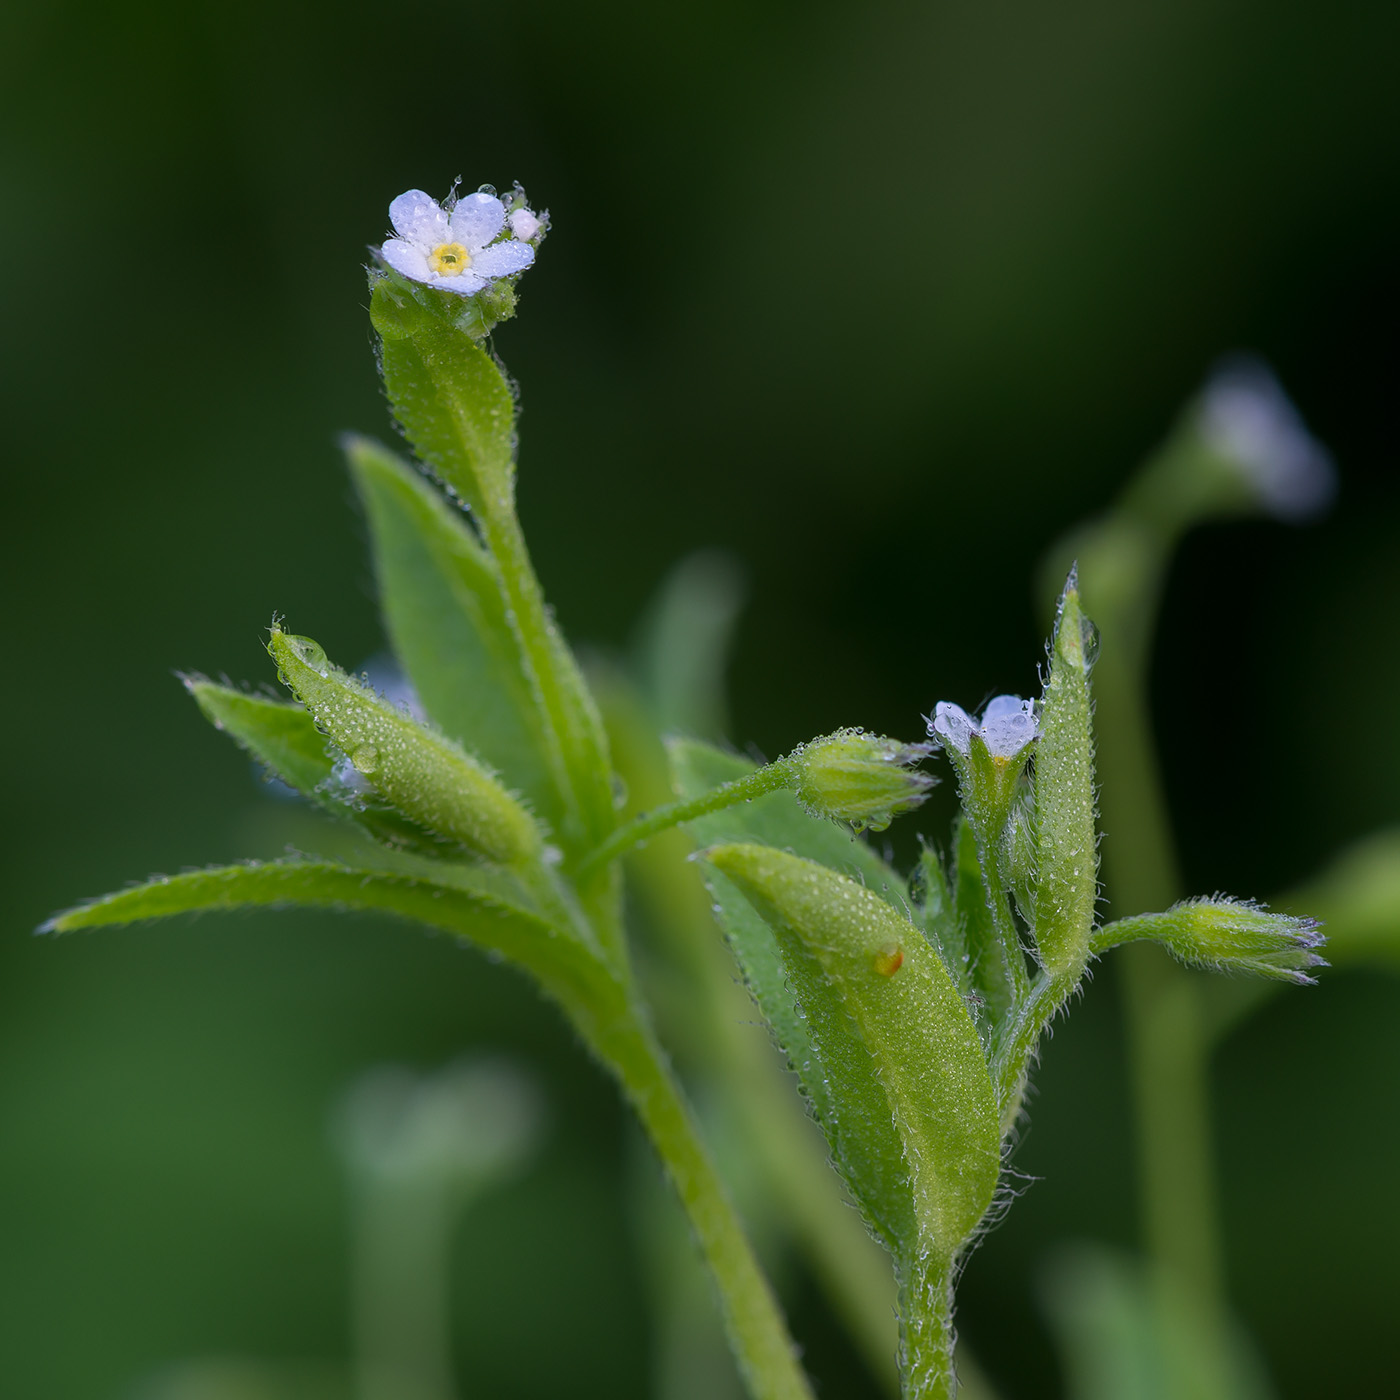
[4,1,1397,1395]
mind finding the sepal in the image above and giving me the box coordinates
[789,728,934,832]
[1093,897,1326,984]
[186,679,448,856]
[369,265,519,344]
[268,626,541,866]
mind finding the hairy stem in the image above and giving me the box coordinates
[596,1012,816,1400]
[899,1252,958,1400]
[990,969,1077,1130]
[479,493,614,851]
[577,761,795,879]
[977,836,1031,1046]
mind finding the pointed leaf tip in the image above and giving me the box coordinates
[268,626,541,865]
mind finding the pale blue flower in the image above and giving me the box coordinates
[1198,357,1336,522]
[380,188,535,297]
[929,695,1038,762]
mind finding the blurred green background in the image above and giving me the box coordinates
[3,1,1397,1395]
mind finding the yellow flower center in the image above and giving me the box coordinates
[428,242,472,276]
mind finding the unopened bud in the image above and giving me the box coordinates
[509,208,542,242]
[788,728,934,832]
[268,626,541,865]
[1094,896,1326,984]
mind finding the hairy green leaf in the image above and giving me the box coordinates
[45,860,612,1016]
[187,680,447,856]
[704,843,1000,1261]
[269,628,541,866]
[373,309,615,854]
[1033,570,1099,976]
[346,436,563,832]
[669,739,920,1253]
[375,311,516,521]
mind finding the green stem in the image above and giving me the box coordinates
[577,761,795,879]
[899,1252,957,1400]
[978,839,1031,1037]
[596,1011,816,1400]
[351,1173,456,1400]
[1070,483,1235,1395]
[991,969,1076,1131]
[479,495,613,849]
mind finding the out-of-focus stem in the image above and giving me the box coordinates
[1061,446,1238,1397]
[599,685,902,1392]
[599,1012,817,1400]
[351,1174,457,1400]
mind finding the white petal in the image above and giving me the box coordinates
[470,240,535,279]
[981,694,1027,724]
[450,192,506,251]
[929,701,974,756]
[979,696,1038,759]
[389,189,449,248]
[381,238,431,283]
[436,270,488,297]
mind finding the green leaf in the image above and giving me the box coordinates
[372,309,615,854]
[1033,569,1100,976]
[45,860,612,1017]
[669,740,922,1255]
[189,679,332,791]
[376,311,516,522]
[632,550,745,739]
[1283,827,1400,967]
[345,436,563,832]
[268,627,541,866]
[704,843,1000,1262]
[187,680,452,856]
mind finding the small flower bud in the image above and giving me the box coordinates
[788,728,935,832]
[1095,897,1326,984]
[268,626,541,865]
[509,208,542,242]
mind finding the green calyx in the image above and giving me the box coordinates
[789,728,935,832]
[268,626,541,866]
[369,266,519,344]
[1094,898,1327,983]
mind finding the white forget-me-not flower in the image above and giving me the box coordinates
[1197,357,1336,523]
[929,696,1039,763]
[380,188,536,297]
